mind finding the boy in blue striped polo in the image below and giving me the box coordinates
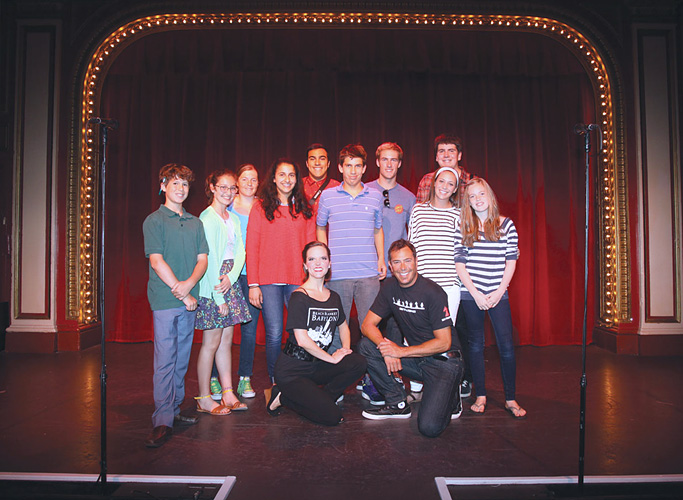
[316,144,386,357]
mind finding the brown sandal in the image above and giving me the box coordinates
[194,394,231,415]
[221,388,248,411]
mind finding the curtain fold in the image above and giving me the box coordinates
[101,27,596,346]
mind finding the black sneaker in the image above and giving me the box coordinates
[451,395,463,420]
[460,379,472,398]
[362,401,411,420]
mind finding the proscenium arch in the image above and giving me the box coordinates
[67,11,629,332]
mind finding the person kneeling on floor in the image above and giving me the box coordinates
[359,239,463,437]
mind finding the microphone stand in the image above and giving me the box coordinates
[90,117,118,496]
[575,123,599,493]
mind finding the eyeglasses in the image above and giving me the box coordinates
[216,185,238,194]
[382,190,390,208]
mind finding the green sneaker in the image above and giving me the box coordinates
[237,376,256,399]
[210,377,222,401]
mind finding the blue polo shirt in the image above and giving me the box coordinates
[367,180,416,277]
[317,183,383,281]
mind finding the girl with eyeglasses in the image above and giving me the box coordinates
[194,169,252,415]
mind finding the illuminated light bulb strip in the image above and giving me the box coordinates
[76,12,620,326]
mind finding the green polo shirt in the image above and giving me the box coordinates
[143,205,209,311]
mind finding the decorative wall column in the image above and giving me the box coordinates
[6,21,61,352]
[633,25,683,355]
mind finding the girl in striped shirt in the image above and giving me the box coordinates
[454,178,527,419]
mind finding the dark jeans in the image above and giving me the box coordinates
[454,302,472,382]
[275,351,367,426]
[460,298,517,401]
[236,274,261,377]
[260,283,298,379]
[359,337,463,438]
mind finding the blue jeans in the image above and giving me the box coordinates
[359,337,463,438]
[260,283,298,379]
[460,297,517,400]
[237,274,261,377]
[327,276,380,352]
[152,306,196,427]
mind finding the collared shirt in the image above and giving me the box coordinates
[303,175,341,208]
[143,205,209,311]
[415,167,473,207]
[317,183,383,281]
[366,180,416,277]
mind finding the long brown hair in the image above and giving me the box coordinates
[460,177,502,247]
[258,158,312,221]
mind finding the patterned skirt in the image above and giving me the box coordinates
[195,260,252,329]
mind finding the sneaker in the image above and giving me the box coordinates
[362,401,412,420]
[460,380,472,398]
[451,395,463,420]
[409,380,424,392]
[356,373,369,391]
[210,377,222,401]
[237,376,256,399]
[361,378,385,406]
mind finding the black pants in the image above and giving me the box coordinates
[274,351,367,426]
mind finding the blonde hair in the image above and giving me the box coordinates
[460,177,502,247]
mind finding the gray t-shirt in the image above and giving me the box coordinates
[367,180,416,277]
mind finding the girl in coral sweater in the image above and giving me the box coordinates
[246,158,315,384]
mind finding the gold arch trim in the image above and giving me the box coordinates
[71,11,628,329]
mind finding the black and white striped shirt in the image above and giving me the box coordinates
[408,203,461,288]
[454,217,519,294]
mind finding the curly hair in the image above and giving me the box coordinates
[258,158,312,221]
[159,163,194,186]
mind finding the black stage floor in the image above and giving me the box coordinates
[0,343,681,499]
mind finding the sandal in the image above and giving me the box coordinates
[194,394,231,415]
[470,398,486,415]
[504,403,527,420]
[221,388,248,411]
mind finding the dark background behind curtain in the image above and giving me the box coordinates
[100,28,596,346]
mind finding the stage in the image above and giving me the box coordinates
[0,344,681,499]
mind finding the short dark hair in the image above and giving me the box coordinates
[339,144,367,166]
[306,143,329,158]
[159,163,194,186]
[388,239,417,261]
[433,133,463,156]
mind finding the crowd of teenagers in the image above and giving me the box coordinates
[142,134,527,448]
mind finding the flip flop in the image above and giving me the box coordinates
[469,401,486,415]
[504,404,527,420]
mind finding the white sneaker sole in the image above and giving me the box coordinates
[361,410,412,420]
[361,392,385,406]
[451,407,463,420]
[239,391,256,399]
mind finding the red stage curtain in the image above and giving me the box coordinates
[100,28,596,346]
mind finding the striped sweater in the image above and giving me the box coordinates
[454,217,519,294]
[408,202,461,288]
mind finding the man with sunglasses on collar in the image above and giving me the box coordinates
[367,142,416,278]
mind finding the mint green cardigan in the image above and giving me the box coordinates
[198,206,245,306]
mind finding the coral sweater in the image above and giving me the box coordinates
[246,200,316,286]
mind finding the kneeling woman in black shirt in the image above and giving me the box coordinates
[267,241,367,425]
